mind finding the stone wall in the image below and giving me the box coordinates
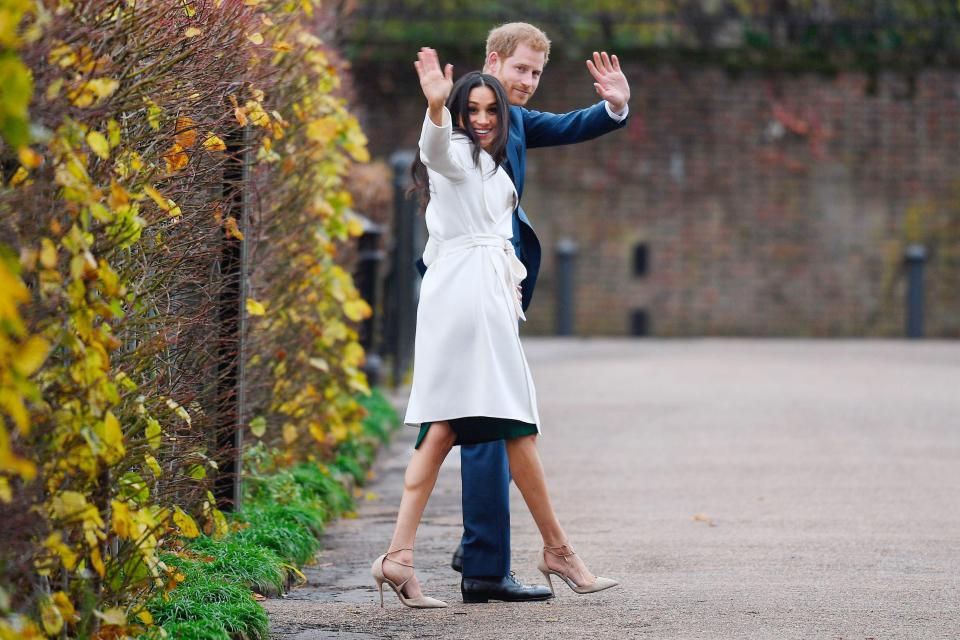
[353,57,960,337]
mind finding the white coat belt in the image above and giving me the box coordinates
[432,234,527,321]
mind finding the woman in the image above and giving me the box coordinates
[371,48,617,609]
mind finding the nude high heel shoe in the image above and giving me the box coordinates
[371,548,448,609]
[537,544,619,595]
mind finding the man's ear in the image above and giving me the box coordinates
[483,51,499,74]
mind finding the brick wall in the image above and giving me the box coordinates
[353,58,960,337]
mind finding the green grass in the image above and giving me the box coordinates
[148,578,268,640]
[156,619,231,640]
[141,388,400,639]
[232,506,323,566]
[178,535,288,595]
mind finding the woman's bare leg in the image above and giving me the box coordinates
[383,421,456,598]
[505,434,597,586]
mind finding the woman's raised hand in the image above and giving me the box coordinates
[415,47,453,123]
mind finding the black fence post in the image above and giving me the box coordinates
[904,244,927,339]
[556,238,578,336]
[386,151,417,388]
[214,124,248,513]
[355,213,384,386]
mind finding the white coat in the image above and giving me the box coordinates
[403,107,541,431]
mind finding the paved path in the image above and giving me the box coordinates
[265,339,960,639]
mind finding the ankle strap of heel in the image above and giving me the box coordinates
[384,547,415,568]
[544,544,577,561]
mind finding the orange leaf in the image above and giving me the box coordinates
[175,116,197,149]
[224,215,244,240]
[163,143,189,173]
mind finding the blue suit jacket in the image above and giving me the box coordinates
[416,100,627,310]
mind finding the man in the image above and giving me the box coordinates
[416,23,630,603]
[449,22,632,604]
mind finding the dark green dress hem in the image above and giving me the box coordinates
[414,416,538,449]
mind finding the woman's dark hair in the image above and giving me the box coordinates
[410,71,511,210]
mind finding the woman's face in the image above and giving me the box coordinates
[464,85,499,149]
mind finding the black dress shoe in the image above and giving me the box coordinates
[461,573,553,603]
[451,543,464,573]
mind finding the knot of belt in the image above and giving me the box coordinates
[435,234,527,321]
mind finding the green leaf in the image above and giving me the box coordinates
[249,416,267,438]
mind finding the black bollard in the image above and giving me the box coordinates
[355,213,384,386]
[904,244,927,339]
[387,151,418,387]
[556,238,578,336]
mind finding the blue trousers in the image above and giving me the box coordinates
[459,440,512,578]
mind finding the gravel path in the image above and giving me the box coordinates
[265,338,960,640]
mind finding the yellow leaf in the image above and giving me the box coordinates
[145,417,161,449]
[143,185,169,210]
[346,216,365,237]
[143,186,181,217]
[52,591,76,621]
[102,410,126,461]
[107,119,121,147]
[210,507,229,539]
[111,500,135,538]
[175,116,197,149]
[184,3,196,16]
[245,298,265,316]
[136,609,154,625]
[40,238,57,269]
[202,133,226,151]
[247,32,264,45]
[90,547,105,578]
[343,298,372,322]
[40,599,64,635]
[49,43,75,67]
[13,336,50,377]
[306,116,338,143]
[184,26,202,37]
[0,477,10,502]
[234,107,248,127]
[308,357,329,372]
[44,533,78,570]
[308,421,325,442]
[9,166,28,187]
[70,78,119,107]
[173,506,200,538]
[96,607,126,627]
[18,146,42,168]
[224,215,243,239]
[146,100,161,130]
[144,453,162,477]
[282,423,298,444]
[86,131,110,160]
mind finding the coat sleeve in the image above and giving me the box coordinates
[521,101,627,149]
[418,107,467,182]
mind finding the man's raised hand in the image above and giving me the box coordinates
[415,47,453,121]
[586,51,630,115]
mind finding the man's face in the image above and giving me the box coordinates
[486,43,546,107]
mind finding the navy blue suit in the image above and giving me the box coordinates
[416,101,627,577]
